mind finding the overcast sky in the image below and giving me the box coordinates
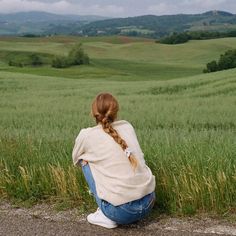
[0,0,235,17]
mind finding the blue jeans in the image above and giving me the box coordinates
[81,162,155,225]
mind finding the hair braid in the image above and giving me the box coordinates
[101,115,138,170]
[92,92,138,170]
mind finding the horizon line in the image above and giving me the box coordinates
[0,9,235,18]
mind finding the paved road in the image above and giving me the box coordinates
[0,203,236,236]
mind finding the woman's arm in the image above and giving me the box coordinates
[72,129,88,166]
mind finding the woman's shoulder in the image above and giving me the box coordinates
[112,120,135,130]
[78,120,134,135]
[75,127,92,142]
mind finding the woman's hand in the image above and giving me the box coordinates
[81,160,88,166]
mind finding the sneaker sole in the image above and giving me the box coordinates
[87,217,118,229]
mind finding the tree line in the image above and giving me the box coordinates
[8,44,89,68]
[159,30,236,44]
[204,49,236,73]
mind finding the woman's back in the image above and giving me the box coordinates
[72,93,155,228]
[72,120,155,206]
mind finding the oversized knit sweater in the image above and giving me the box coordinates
[72,120,155,206]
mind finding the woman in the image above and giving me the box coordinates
[72,93,156,229]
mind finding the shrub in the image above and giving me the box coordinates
[8,60,24,67]
[204,49,236,73]
[8,53,44,67]
[29,53,43,66]
[51,56,70,68]
[68,44,90,65]
[51,44,90,68]
[218,50,236,70]
[160,30,236,45]
[204,60,218,73]
[160,32,190,44]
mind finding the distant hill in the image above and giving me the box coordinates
[81,10,236,38]
[0,11,109,35]
[0,10,236,37]
[0,11,108,23]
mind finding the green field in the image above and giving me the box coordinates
[0,36,236,215]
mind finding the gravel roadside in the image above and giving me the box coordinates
[0,202,236,236]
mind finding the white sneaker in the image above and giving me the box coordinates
[87,208,118,229]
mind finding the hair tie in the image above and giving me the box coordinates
[124,148,132,158]
[102,117,107,123]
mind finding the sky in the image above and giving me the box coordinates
[0,0,235,17]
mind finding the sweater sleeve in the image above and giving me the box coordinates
[127,122,146,165]
[72,129,88,166]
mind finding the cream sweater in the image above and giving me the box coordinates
[72,120,156,206]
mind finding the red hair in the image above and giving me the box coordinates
[92,93,138,169]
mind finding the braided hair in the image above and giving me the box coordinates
[92,93,138,170]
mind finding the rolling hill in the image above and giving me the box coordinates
[0,11,108,23]
[0,11,236,37]
[0,35,236,214]
[0,11,109,35]
[81,11,236,37]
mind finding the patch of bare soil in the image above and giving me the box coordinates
[0,202,235,236]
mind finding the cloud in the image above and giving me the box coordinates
[147,3,177,15]
[0,0,124,16]
[0,0,235,16]
[147,0,235,15]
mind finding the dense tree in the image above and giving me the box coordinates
[160,30,236,44]
[160,32,190,44]
[29,53,43,66]
[8,53,43,67]
[203,60,218,73]
[52,44,89,68]
[203,49,236,73]
[68,44,89,66]
[51,56,69,68]
[218,50,236,70]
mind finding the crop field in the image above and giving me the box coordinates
[0,36,236,215]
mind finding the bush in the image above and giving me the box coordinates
[160,30,236,45]
[51,56,69,68]
[8,53,43,67]
[8,60,24,67]
[51,44,90,68]
[218,50,236,70]
[29,53,43,66]
[68,44,90,65]
[160,32,190,44]
[204,60,218,73]
[22,34,40,38]
[203,49,236,73]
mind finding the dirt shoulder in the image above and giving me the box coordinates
[0,202,236,236]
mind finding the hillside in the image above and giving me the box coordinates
[0,35,236,214]
[81,10,236,37]
[0,36,236,82]
[0,11,108,23]
[0,11,109,35]
[0,11,236,37]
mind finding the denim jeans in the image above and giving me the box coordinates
[81,162,155,225]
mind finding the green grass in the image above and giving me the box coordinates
[0,36,236,215]
[0,59,200,81]
[0,37,235,63]
[0,36,236,82]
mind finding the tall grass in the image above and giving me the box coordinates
[0,66,236,214]
[0,36,236,214]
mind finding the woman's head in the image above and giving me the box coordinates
[92,93,119,125]
[91,92,138,170]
